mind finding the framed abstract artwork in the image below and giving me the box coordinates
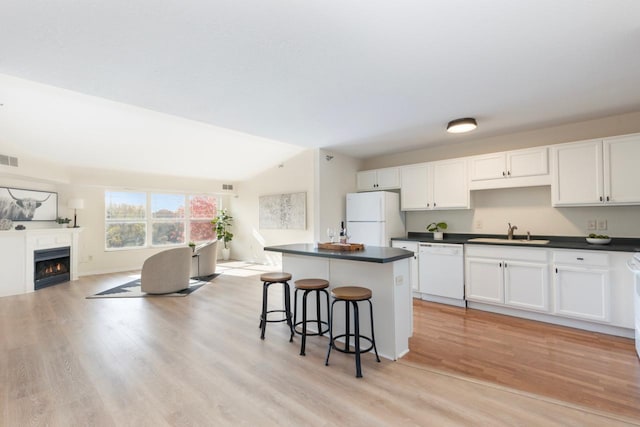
[0,187,58,221]
[259,192,306,230]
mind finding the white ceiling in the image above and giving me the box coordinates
[1,1,640,181]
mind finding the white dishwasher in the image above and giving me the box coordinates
[418,243,465,307]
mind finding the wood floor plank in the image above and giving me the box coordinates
[1,265,639,426]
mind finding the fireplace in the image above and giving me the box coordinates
[34,247,71,290]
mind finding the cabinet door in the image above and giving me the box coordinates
[356,170,378,191]
[504,260,549,312]
[400,164,430,210]
[603,134,640,205]
[551,140,603,206]
[465,257,503,304]
[553,265,610,322]
[470,153,506,181]
[432,159,469,209]
[376,167,400,190]
[507,147,548,178]
[392,241,419,292]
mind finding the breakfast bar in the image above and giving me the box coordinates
[264,243,414,360]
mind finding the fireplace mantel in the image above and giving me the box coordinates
[0,228,82,298]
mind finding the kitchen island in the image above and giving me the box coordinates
[264,243,414,360]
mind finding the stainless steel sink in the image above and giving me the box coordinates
[467,237,550,245]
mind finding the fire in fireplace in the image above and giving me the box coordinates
[34,246,71,290]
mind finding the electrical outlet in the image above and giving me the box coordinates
[587,219,597,230]
[597,219,607,230]
[475,219,483,230]
[395,275,404,286]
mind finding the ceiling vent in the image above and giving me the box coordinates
[0,154,18,167]
[222,184,234,191]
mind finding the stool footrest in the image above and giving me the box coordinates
[263,309,292,323]
[329,334,375,355]
[294,320,329,336]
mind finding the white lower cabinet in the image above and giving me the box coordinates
[504,260,549,312]
[392,240,419,293]
[465,245,549,313]
[552,250,610,322]
[465,257,503,304]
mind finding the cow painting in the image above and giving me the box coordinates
[0,188,57,221]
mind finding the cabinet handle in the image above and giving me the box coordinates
[502,171,506,177]
[555,268,558,273]
[433,202,437,207]
[499,262,502,267]
[606,196,610,202]
[576,257,584,261]
[504,262,508,268]
[427,203,430,207]
[507,170,511,176]
[599,196,603,202]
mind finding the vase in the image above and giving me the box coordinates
[222,247,230,261]
[433,231,444,240]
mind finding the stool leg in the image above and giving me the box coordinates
[325,299,337,366]
[283,281,294,342]
[300,289,309,355]
[321,289,330,336]
[260,281,269,339]
[368,299,381,362]
[353,301,362,378]
[293,287,300,334]
[345,300,351,352]
[314,289,321,336]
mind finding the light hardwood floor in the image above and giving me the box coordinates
[1,265,639,426]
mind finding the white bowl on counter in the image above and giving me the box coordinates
[586,237,611,245]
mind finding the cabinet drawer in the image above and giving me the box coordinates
[553,250,609,267]
[465,245,548,262]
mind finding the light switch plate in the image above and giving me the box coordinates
[587,220,597,230]
[597,219,607,230]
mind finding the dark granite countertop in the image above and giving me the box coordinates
[264,243,414,263]
[391,232,640,253]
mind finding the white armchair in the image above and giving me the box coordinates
[141,247,192,294]
[193,240,218,279]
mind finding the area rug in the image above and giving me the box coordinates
[87,275,218,299]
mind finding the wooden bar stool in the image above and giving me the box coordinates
[325,286,380,378]
[259,272,295,341]
[293,278,330,356]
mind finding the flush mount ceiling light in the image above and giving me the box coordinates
[446,117,477,134]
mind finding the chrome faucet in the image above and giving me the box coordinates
[507,223,518,240]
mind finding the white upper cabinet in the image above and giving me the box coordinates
[400,164,430,210]
[356,167,400,191]
[400,158,469,211]
[469,147,549,190]
[551,133,640,206]
[604,134,640,205]
[431,158,469,209]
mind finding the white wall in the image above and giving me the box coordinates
[1,158,231,276]
[231,150,316,265]
[316,149,361,242]
[408,186,640,238]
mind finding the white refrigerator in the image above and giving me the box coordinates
[346,191,405,247]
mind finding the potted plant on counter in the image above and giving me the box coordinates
[212,209,233,260]
[427,222,447,240]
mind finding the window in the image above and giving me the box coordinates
[105,192,147,249]
[151,194,185,246]
[105,191,218,250]
[189,195,217,242]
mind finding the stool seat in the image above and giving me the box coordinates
[260,272,292,282]
[295,278,329,290]
[331,286,371,301]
